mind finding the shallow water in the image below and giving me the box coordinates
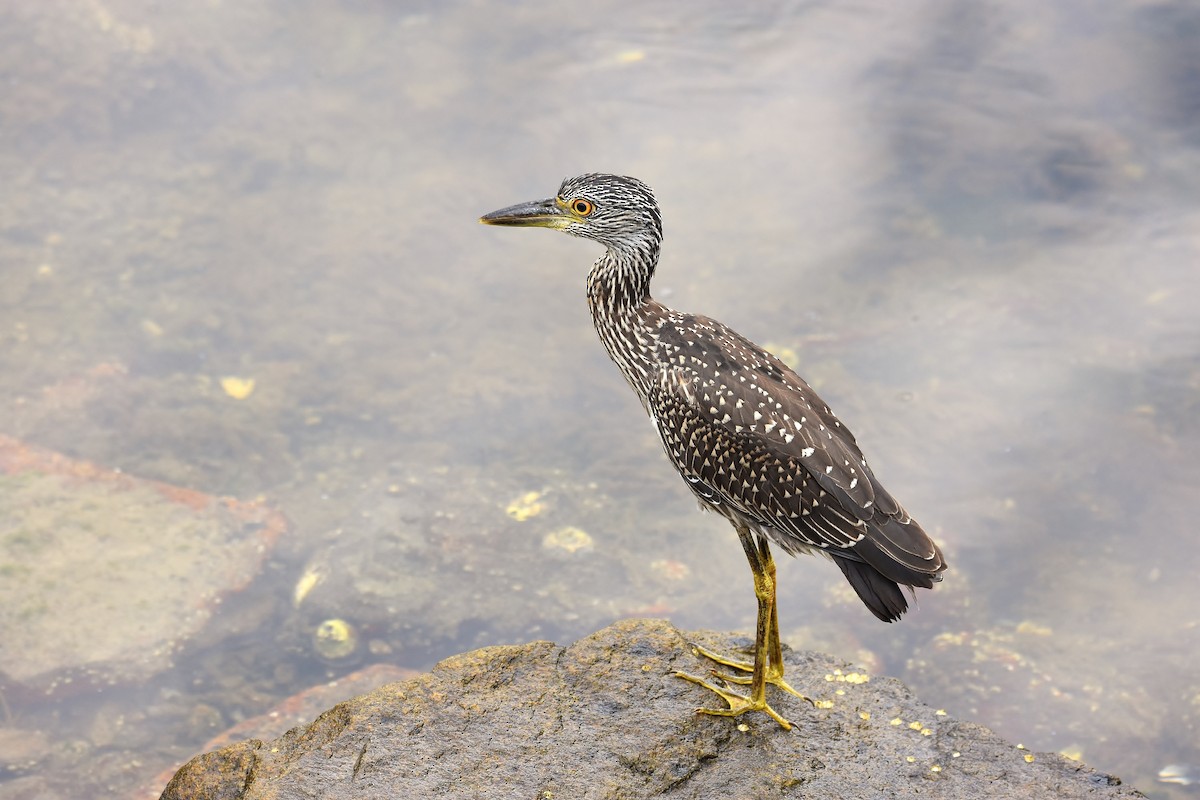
[1,1,1198,797]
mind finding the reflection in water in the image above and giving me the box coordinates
[0,0,1197,797]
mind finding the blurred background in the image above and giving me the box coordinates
[1,1,1198,797]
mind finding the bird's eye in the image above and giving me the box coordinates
[570,198,594,216]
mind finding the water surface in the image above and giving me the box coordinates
[1,1,1198,797]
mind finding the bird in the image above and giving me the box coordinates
[480,174,946,729]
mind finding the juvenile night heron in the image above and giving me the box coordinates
[480,174,946,729]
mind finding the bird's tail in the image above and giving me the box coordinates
[833,556,908,622]
[833,528,946,622]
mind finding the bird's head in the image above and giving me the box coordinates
[480,173,662,254]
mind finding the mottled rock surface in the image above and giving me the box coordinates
[161,619,1144,799]
[143,664,418,798]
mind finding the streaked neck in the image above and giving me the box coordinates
[586,243,664,401]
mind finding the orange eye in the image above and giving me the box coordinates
[570,198,594,216]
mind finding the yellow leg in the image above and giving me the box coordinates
[674,525,810,730]
[689,536,812,699]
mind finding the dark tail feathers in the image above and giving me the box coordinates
[833,555,908,622]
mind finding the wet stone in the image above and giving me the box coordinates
[144,663,415,797]
[0,434,287,699]
[161,619,1146,800]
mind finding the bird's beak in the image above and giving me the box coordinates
[479,198,571,229]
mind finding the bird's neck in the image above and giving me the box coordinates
[586,243,664,401]
[586,245,657,317]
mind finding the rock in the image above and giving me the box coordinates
[160,619,1144,799]
[0,434,287,698]
[197,664,419,752]
[142,664,417,798]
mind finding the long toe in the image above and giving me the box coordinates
[768,672,815,705]
[687,641,755,674]
[689,642,812,704]
[673,670,793,730]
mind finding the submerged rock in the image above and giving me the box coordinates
[0,434,287,699]
[161,619,1144,799]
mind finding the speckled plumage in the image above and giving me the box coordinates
[483,173,946,624]
[557,174,946,622]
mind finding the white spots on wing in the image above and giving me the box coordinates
[633,311,900,553]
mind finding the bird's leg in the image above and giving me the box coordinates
[674,525,798,729]
[689,534,811,702]
[760,541,812,704]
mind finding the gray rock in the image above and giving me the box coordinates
[161,619,1144,799]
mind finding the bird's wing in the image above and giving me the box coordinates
[649,313,936,567]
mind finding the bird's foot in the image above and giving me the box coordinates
[673,670,793,730]
[687,642,815,705]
